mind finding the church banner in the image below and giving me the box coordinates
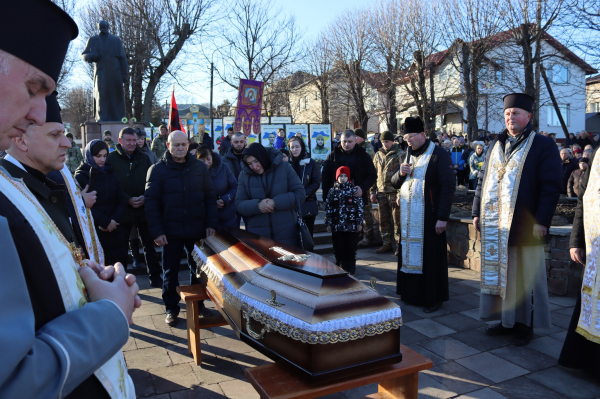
[261,124,284,148]
[234,79,264,137]
[309,124,332,162]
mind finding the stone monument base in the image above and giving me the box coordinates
[81,121,147,149]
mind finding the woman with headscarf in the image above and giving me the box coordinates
[235,143,306,246]
[75,139,128,266]
[196,147,239,230]
[288,136,321,236]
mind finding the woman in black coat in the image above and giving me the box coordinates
[288,136,321,236]
[75,140,128,266]
[196,148,239,230]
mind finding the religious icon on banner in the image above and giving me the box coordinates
[261,124,284,148]
[310,124,332,161]
[234,79,264,137]
[286,124,309,144]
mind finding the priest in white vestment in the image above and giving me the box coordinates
[472,93,562,346]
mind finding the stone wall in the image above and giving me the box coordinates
[446,217,583,296]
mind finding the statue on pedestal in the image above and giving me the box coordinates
[81,20,127,122]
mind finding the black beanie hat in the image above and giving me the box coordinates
[242,142,272,172]
[66,132,73,139]
[0,0,78,83]
[404,117,424,134]
[381,130,395,141]
[354,128,366,140]
[503,93,534,112]
[45,92,62,124]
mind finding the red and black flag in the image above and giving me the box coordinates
[168,87,186,134]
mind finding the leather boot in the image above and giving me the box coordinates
[511,323,534,346]
[129,239,141,269]
[358,236,372,247]
[376,243,394,254]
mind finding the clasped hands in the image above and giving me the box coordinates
[259,198,276,213]
[78,261,141,325]
[128,196,144,208]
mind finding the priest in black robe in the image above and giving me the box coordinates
[391,117,455,313]
[559,146,600,374]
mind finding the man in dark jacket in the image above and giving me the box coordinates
[223,132,246,180]
[473,93,562,346]
[145,131,219,326]
[560,148,579,195]
[108,127,163,287]
[567,157,588,198]
[219,127,234,156]
[391,117,455,312]
[577,130,593,149]
[321,130,377,226]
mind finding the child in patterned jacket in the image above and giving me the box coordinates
[324,166,364,275]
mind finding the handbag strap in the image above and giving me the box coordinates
[295,195,304,220]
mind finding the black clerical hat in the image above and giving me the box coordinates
[45,92,62,124]
[0,0,78,83]
[503,93,534,113]
[404,116,424,134]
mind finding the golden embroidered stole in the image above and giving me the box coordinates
[0,168,135,399]
[479,133,536,299]
[59,165,105,265]
[398,141,435,274]
[577,156,600,343]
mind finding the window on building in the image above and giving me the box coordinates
[551,64,569,84]
[305,95,309,109]
[298,99,302,111]
[331,89,338,99]
[593,102,600,113]
[494,60,503,82]
[316,92,321,100]
[547,104,569,126]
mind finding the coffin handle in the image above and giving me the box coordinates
[243,311,270,340]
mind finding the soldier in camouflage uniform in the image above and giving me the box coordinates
[103,130,116,152]
[151,124,169,159]
[65,132,83,174]
[354,128,376,247]
[370,130,405,254]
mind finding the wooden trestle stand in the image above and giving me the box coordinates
[244,345,432,399]
[176,284,227,365]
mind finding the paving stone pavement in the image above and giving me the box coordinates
[125,248,600,398]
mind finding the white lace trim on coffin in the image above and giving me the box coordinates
[192,246,403,344]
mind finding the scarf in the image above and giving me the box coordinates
[84,139,105,171]
[242,142,272,171]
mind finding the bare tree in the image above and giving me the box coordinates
[51,0,79,91]
[399,0,444,134]
[441,0,508,139]
[328,8,374,130]
[501,0,565,129]
[82,0,216,124]
[60,86,94,138]
[212,0,302,92]
[301,33,336,123]
[367,0,411,134]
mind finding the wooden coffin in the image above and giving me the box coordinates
[192,229,403,383]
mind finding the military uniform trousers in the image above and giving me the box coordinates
[377,192,400,245]
[362,198,374,239]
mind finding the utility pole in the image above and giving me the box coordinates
[210,62,214,141]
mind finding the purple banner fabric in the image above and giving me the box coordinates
[234,79,264,136]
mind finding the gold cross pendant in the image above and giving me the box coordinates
[68,242,87,266]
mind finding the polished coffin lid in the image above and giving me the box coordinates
[193,229,403,344]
